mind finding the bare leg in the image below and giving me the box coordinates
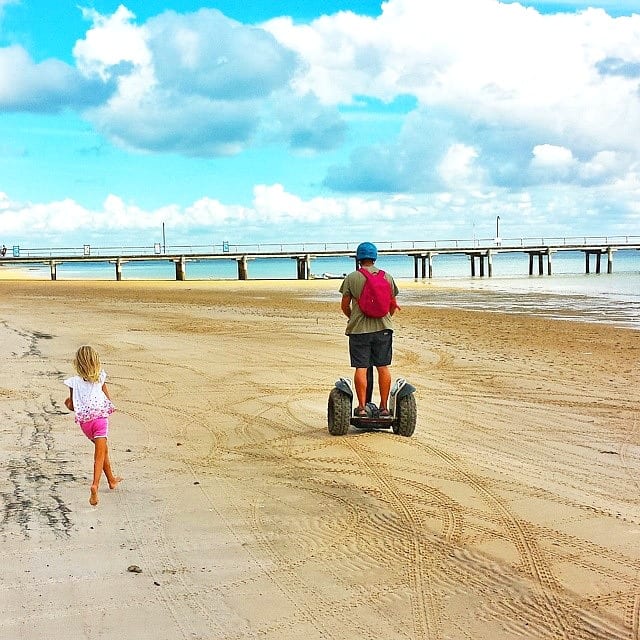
[354,367,369,410]
[102,442,123,490]
[377,365,391,410]
[90,438,108,505]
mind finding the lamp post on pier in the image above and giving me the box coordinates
[495,215,501,246]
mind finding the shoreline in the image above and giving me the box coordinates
[3,275,638,330]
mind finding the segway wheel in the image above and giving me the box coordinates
[393,393,417,437]
[327,388,351,436]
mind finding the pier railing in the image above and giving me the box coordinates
[6,235,640,258]
[2,235,638,281]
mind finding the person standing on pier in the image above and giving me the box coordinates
[339,242,399,418]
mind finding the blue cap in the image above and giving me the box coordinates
[356,242,377,261]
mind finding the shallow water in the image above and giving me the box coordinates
[399,283,640,330]
[6,250,639,329]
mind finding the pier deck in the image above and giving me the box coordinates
[1,237,638,281]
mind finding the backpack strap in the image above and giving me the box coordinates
[358,268,385,279]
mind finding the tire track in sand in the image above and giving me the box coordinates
[344,436,442,640]
[415,440,576,640]
[418,443,596,640]
[621,416,640,640]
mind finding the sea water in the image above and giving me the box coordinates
[9,250,640,329]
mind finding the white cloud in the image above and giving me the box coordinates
[186,198,250,225]
[531,144,575,168]
[529,144,577,181]
[2,173,638,250]
[0,45,113,110]
[267,0,640,142]
[267,0,640,193]
[73,6,151,80]
[438,143,486,188]
[254,184,328,223]
[71,7,344,156]
[577,150,621,182]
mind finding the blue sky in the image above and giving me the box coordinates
[1,0,639,250]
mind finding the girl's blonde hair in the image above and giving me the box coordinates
[73,345,101,382]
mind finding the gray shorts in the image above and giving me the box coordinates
[348,330,393,368]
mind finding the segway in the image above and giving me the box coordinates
[327,367,417,437]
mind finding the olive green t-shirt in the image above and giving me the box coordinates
[339,266,399,335]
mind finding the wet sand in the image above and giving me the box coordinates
[0,279,639,639]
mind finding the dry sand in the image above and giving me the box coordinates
[0,278,639,640]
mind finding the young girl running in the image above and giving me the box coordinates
[64,345,122,506]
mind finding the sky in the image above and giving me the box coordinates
[1,0,639,251]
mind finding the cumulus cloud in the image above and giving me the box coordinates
[3,172,639,249]
[90,91,261,157]
[72,6,345,156]
[438,144,486,189]
[267,92,346,151]
[578,150,624,183]
[147,9,297,100]
[74,6,151,79]
[267,0,640,194]
[325,107,530,192]
[5,0,640,176]
[0,185,423,247]
[529,144,577,182]
[0,45,116,111]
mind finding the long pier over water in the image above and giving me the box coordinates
[1,236,639,281]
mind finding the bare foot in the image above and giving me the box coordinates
[90,485,99,506]
[108,476,123,490]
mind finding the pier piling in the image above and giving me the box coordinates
[295,255,311,280]
[237,256,248,280]
[583,249,613,275]
[413,253,434,279]
[527,251,551,276]
[175,257,186,281]
[467,252,491,277]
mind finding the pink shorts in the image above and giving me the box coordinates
[80,417,109,440]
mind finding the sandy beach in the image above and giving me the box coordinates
[1,278,639,640]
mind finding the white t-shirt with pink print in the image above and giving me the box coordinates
[64,369,115,424]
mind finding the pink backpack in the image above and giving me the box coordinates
[357,268,392,318]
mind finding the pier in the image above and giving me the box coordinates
[1,237,638,281]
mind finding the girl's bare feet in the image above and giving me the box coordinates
[108,476,123,490]
[90,485,99,506]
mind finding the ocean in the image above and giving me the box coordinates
[6,249,640,329]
